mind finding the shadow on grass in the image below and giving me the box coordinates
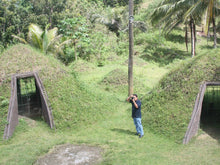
[199,45,214,49]
[165,33,185,44]
[141,46,190,66]
[200,123,220,144]
[111,128,135,136]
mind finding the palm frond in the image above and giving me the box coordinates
[183,1,202,23]
[46,35,64,54]
[54,39,72,55]
[28,24,43,50]
[11,35,27,44]
[151,4,173,25]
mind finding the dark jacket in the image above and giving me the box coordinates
[130,99,141,118]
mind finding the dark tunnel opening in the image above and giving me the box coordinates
[17,77,42,119]
[200,86,220,140]
[3,72,55,140]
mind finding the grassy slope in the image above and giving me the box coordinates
[142,49,220,142]
[0,44,219,164]
[0,44,117,138]
[0,0,219,163]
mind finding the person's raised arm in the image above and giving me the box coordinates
[132,100,138,108]
[126,95,133,102]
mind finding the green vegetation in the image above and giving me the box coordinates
[0,0,220,164]
[0,44,117,133]
[142,50,220,142]
[203,86,220,114]
[0,42,219,164]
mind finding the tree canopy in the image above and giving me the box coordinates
[1,0,220,62]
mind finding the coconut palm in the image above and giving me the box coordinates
[91,7,146,39]
[28,23,62,53]
[151,0,200,57]
[13,23,70,54]
[90,7,126,38]
[185,0,220,48]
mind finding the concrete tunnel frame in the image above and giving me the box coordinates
[3,72,55,140]
[183,81,220,144]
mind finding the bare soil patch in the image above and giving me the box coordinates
[19,115,37,127]
[34,144,103,165]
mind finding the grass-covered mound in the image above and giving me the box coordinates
[102,68,127,86]
[100,68,128,93]
[142,49,220,142]
[0,44,116,138]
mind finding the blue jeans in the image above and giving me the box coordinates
[133,118,144,136]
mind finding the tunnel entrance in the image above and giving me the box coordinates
[17,77,42,118]
[3,72,55,140]
[200,86,220,139]
[183,82,220,144]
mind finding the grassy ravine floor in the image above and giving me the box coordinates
[0,103,219,165]
[0,60,219,165]
[0,45,219,164]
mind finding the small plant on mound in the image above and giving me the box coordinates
[142,50,220,143]
[12,24,71,55]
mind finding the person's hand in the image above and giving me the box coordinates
[127,95,133,102]
[131,95,135,102]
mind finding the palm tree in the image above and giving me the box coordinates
[91,6,146,40]
[28,24,62,54]
[151,0,200,57]
[90,7,126,38]
[185,0,220,48]
[13,23,70,54]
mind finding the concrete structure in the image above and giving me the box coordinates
[3,72,55,140]
[183,82,220,144]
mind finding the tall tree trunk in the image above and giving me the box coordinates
[185,24,188,52]
[128,0,134,96]
[194,23,196,54]
[49,7,53,28]
[190,17,195,57]
[3,8,6,33]
[74,39,77,61]
[194,23,196,42]
[207,26,210,44]
[212,17,217,48]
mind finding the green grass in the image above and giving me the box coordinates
[142,50,220,142]
[0,44,118,132]
[0,42,219,164]
[0,103,219,165]
[0,22,220,164]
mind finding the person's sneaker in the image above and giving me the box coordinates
[139,135,144,138]
[135,133,139,136]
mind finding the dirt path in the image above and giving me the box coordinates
[34,144,103,165]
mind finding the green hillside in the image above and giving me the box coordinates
[1,43,219,165]
[142,50,220,142]
[0,45,219,165]
[0,44,117,138]
[0,0,220,164]
[2,44,219,143]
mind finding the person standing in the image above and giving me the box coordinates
[127,94,144,138]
